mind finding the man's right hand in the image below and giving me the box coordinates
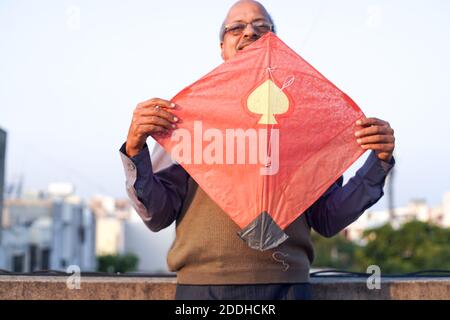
[126,98,179,157]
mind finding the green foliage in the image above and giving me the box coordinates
[359,220,450,273]
[312,220,450,274]
[96,253,139,273]
[311,232,360,270]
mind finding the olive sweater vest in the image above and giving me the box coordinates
[167,177,314,284]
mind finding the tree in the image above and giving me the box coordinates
[311,231,360,271]
[357,220,450,273]
[311,220,450,274]
[97,253,139,273]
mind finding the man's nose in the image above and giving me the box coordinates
[242,23,258,38]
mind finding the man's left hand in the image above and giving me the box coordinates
[355,117,395,162]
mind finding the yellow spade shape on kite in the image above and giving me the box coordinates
[247,79,290,124]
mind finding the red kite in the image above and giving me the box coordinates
[156,32,365,251]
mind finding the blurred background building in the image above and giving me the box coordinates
[345,192,450,243]
[0,128,6,245]
[0,183,96,272]
[89,194,174,273]
[0,176,175,274]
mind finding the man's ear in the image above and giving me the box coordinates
[220,42,225,60]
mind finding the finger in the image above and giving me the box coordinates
[355,126,393,138]
[137,115,176,130]
[136,124,168,136]
[357,134,395,145]
[137,98,176,110]
[356,117,387,128]
[138,108,179,124]
[360,143,395,151]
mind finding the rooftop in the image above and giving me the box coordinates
[0,275,448,300]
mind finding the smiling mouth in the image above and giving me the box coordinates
[238,42,254,51]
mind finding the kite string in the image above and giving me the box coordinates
[266,124,275,168]
[266,67,275,167]
[267,66,276,79]
[267,66,295,90]
[265,67,295,168]
[281,75,295,90]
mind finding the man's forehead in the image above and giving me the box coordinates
[225,0,269,23]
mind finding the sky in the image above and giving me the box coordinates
[1,0,450,212]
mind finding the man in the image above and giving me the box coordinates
[120,0,395,300]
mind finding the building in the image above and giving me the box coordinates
[0,128,6,244]
[89,195,130,255]
[345,192,450,242]
[0,183,96,272]
[124,211,175,273]
[90,195,174,273]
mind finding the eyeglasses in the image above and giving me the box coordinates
[223,20,273,37]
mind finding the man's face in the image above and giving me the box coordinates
[221,1,271,61]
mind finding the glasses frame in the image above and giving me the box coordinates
[223,20,274,38]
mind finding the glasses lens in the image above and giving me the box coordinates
[253,22,271,34]
[228,23,247,35]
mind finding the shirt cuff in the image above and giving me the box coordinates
[119,142,151,220]
[356,151,395,185]
[379,155,395,173]
[119,142,151,167]
[119,142,155,195]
